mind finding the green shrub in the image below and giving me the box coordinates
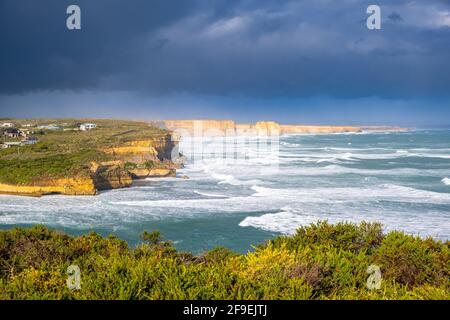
[269,221,384,253]
[143,161,155,169]
[124,162,138,170]
[0,221,448,300]
[373,232,449,287]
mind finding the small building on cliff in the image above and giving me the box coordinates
[79,123,97,131]
[3,128,21,138]
[19,128,35,137]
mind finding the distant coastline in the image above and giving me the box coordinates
[149,120,408,136]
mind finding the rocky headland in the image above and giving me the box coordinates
[0,120,180,197]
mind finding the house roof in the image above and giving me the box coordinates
[4,128,20,133]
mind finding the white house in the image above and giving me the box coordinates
[3,128,21,138]
[79,123,97,131]
[19,128,34,137]
[1,122,14,127]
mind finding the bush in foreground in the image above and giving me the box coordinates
[0,221,448,300]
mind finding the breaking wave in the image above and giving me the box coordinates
[194,190,228,198]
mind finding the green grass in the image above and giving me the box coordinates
[0,221,448,300]
[0,149,107,185]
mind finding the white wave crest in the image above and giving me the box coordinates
[274,165,450,177]
[249,184,450,204]
[210,173,261,186]
[194,190,228,198]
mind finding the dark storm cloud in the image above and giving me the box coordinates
[0,0,449,99]
[388,12,403,22]
[0,0,203,93]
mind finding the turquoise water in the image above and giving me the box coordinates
[0,130,449,253]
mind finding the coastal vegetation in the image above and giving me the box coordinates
[0,221,448,300]
[0,149,105,185]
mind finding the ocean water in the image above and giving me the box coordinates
[0,130,449,253]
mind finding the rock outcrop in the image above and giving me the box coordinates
[89,161,133,191]
[128,168,176,179]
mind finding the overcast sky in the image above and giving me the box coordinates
[0,0,449,126]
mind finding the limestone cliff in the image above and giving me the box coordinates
[0,162,134,196]
[152,120,407,137]
[152,120,236,137]
[0,178,97,197]
[236,121,281,135]
[152,120,368,136]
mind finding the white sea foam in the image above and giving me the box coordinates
[211,173,234,184]
[109,197,251,212]
[210,173,261,186]
[98,183,450,216]
[239,211,304,234]
[249,184,450,204]
[268,165,450,177]
[277,149,450,163]
[144,177,179,182]
[106,183,450,216]
[239,207,449,238]
[443,178,450,186]
[194,190,228,198]
[276,152,405,164]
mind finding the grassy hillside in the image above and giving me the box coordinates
[0,119,170,185]
[0,221,448,300]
